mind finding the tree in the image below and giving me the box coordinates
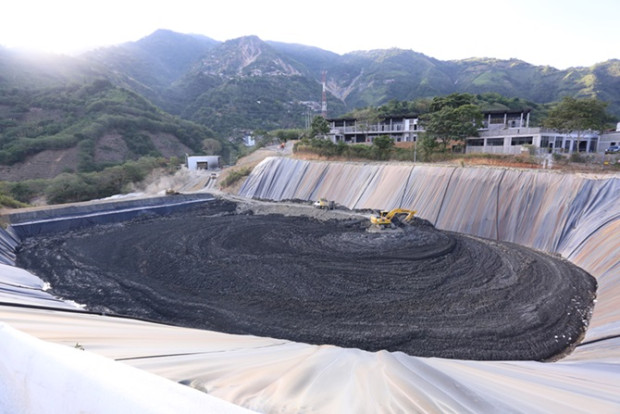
[372,135,394,151]
[378,99,410,117]
[202,138,222,155]
[274,129,303,142]
[418,133,439,161]
[310,116,330,138]
[351,107,381,142]
[430,93,477,112]
[422,94,483,151]
[543,97,613,152]
[371,135,394,160]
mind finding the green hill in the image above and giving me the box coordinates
[1,30,619,183]
[0,78,225,180]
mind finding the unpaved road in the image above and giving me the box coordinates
[16,198,596,361]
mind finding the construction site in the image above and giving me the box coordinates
[1,155,619,413]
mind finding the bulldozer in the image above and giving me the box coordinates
[370,208,417,227]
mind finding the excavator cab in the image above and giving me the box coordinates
[370,208,417,227]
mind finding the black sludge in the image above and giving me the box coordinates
[16,202,596,361]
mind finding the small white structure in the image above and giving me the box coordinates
[187,156,220,171]
[242,134,256,147]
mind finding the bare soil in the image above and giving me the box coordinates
[0,147,80,181]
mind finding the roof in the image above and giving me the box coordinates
[482,108,532,115]
[327,114,420,122]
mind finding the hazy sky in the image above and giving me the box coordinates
[1,0,618,69]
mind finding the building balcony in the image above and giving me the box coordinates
[333,123,417,134]
[478,127,542,137]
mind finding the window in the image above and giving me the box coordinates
[487,138,504,146]
[541,136,552,147]
[589,138,597,153]
[511,136,533,146]
[468,139,484,146]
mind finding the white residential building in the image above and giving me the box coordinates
[326,115,420,144]
[465,109,599,155]
[326,110,610,155]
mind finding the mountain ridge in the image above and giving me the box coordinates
[0,30,619,182]
[3,30,618,118]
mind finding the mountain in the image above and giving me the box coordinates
[158,33,620,124]
[170,36,346,134]
[325,49,454,106]
[74,31,620,124]
[1,30,619,181]
[590,60,620,113]
[83,29,220,110]
[0,77,223,180]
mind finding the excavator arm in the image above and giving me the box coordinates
[370,208,417,226]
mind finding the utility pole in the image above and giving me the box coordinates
[306,107,311,130]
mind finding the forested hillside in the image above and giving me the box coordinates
[1,29,619,185]
[80,30,620,131]
[0,77,224,180]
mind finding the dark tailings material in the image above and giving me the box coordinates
[16,200,596,361]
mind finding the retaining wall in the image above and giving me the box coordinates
[7,194,215,239]
[0,193,216,308]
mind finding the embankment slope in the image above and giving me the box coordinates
[0,158,618,413]
[241,158,620,344]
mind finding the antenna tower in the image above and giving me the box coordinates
[321,70,327,118]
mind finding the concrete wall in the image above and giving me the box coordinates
[7,194,215,238]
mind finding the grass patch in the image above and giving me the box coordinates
[0,192,29,209]
[220,167,252,188]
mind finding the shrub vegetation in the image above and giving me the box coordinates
[1,156,172,205]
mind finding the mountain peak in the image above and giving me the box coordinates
[135,29,219,50]
[198,35,301,78]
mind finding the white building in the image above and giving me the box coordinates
[466,110,599,155]
[187,155,220,170]
[326,109,610,155]
[326,115,420,144]
[242,134,256,147]
[598,122,620,152]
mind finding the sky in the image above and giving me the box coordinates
[1,0,618,69]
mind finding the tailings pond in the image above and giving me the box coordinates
[15,199,596,361]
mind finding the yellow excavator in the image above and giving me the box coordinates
[370,208,417,227]
[313,198,335,210]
